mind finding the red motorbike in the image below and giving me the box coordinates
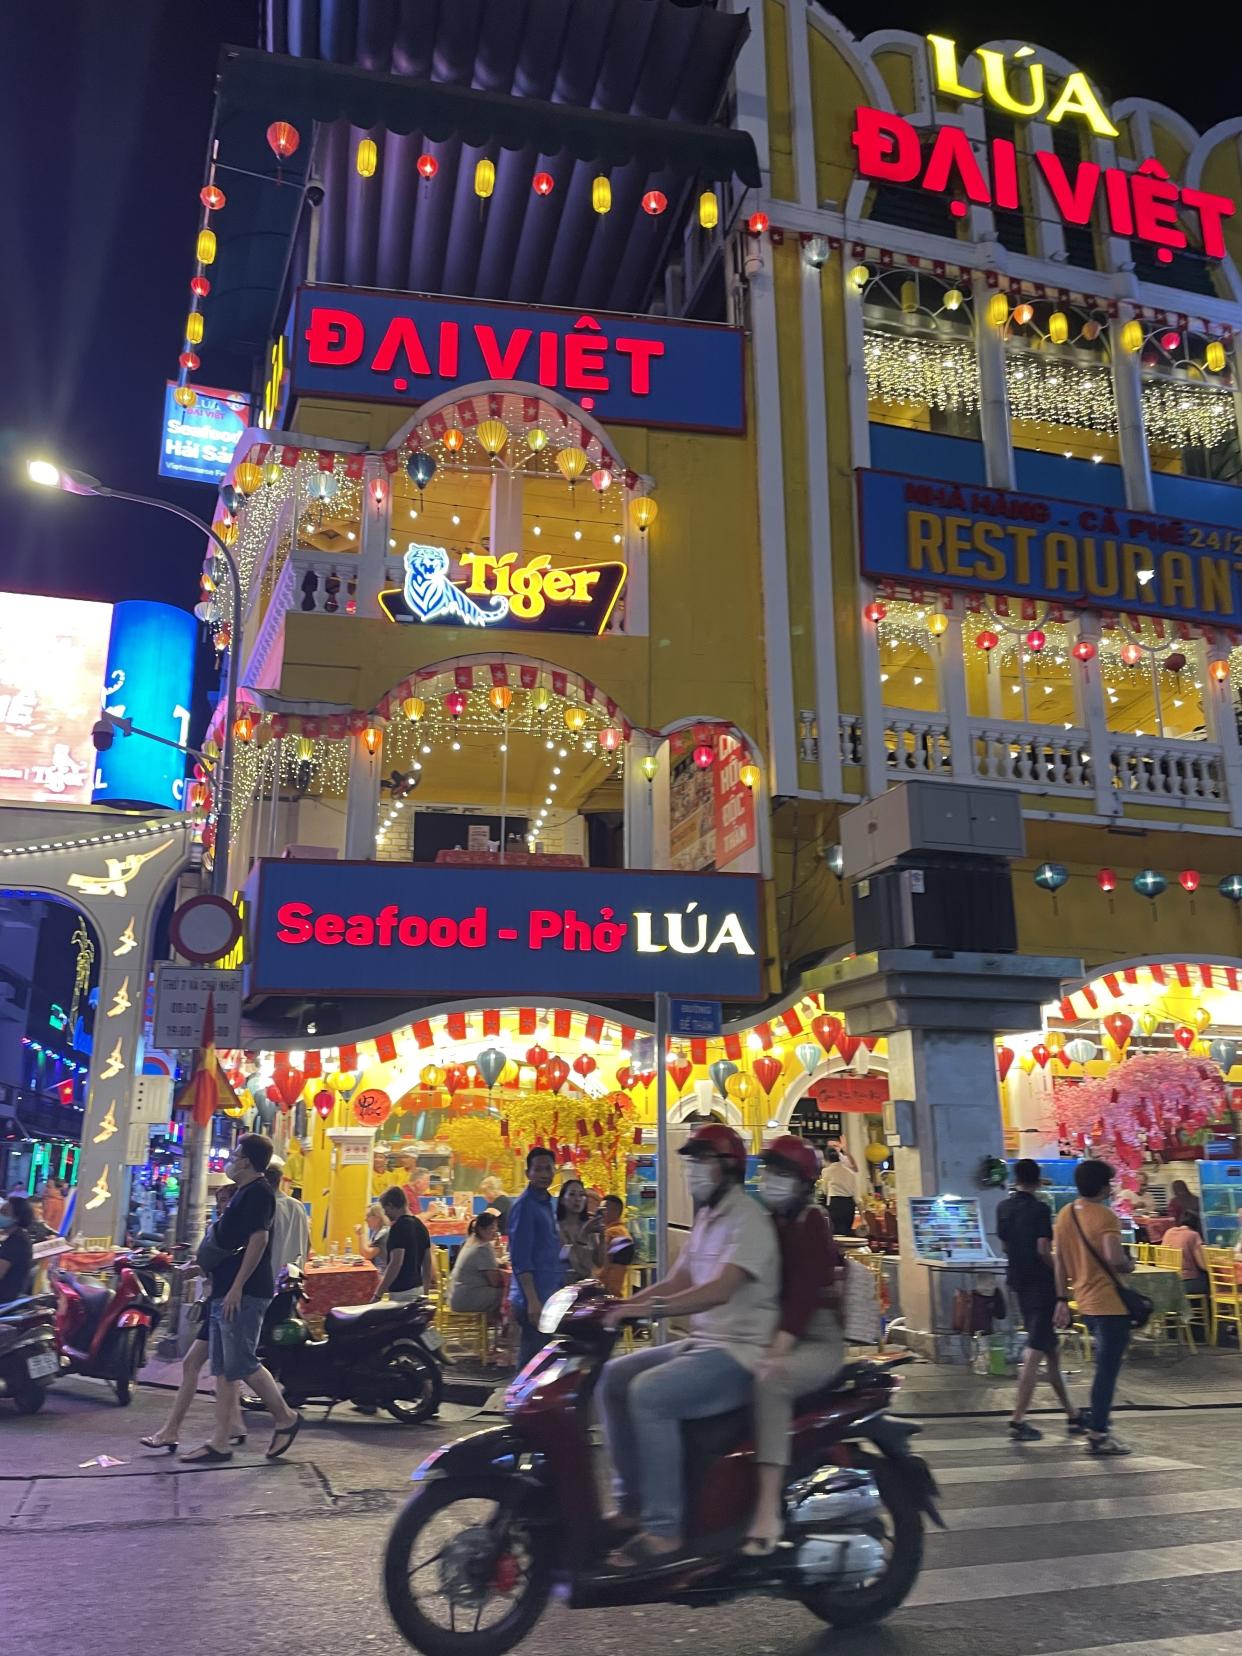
[383,1281,940,1655]
[50,1246,174,1405]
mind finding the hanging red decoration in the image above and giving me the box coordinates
[615,1065,636,1091]
[178,350,201,372]
[370,476,388,509]
[693,743,714,769]
[1031,1043,1050,1069]
[1179,869,1201,893]
[811,1013,843,1053]
[532,171,554,196]
[525,1044,548,1067]
[1164,651,1187,674]
[836,1033,862,1065]
[996,1045,1015,1083]
[572,1054,596,1078]
[641,190,668,216]
[312,1088,335,1120]
[1104,1012,1134,1048]
[352,1088,392,1127]
[863,601,886,624]
[1025,628,1046,653]
[748,211,769,234]
[266,121,300,159]
[976,629,999,652]
[1173,1024,1197,1051]
[753,1055,782,1096]
[1159,330,1181,351]
[200,183,226,211]
[666,1055,693,1092]
[444,690,467,718]
[443,1064,467,1096]
[1120,641,1144,668]
[1072,638,1096,663]
[189,275,211,298]
[417,153,439,181]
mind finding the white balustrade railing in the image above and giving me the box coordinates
[838,714,864,769]
[882,714,951,775]
[289,550,364,616]
[1108,735,1225,805]
[969,721,1093,793]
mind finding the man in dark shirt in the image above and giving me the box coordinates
[182,1133,301,1464]
[997,1159,1082,1441]
[371,1188,434,1301]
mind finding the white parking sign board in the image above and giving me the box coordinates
[152,965,243,1049]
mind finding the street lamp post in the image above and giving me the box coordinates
[26,462,241,896]
[27,460,244,1269]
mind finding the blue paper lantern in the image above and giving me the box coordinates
[308,470,339,501]
[709,1059,738,1099]
[1220,874,1242,903]
[219,484,240,516]
[1210,1038,1238,1073]
[475,1047,507,1090]
[1133,868,1167,899]
[407,451,437,489]
[1034,862,1069,892]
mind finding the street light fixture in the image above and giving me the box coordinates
[25,457,241,897]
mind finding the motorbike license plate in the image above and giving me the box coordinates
[26,1352,58,1379]
[421,1330,443,1352]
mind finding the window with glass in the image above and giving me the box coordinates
[1138,326,1241,484]
[963,613,1075,727]
[1001,298,1122,466]
[876,599,944,712]
[859,267,981,440]
[1098,624,1207,740]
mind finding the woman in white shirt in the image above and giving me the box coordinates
[448,1211,505,1315]
[818,1143,861,1237]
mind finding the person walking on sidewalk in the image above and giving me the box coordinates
[997,1159,1084,1442]
[1053,1160,1134,1457]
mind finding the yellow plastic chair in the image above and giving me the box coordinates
[1204,1248,1242,1346]
[1134,1242,1154,1265]
[1151,1244,1183,1271]
[435,1304,494,1363]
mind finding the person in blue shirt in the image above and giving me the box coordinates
[507,1147,561,1368]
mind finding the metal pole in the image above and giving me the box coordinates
[654,991,670,1345]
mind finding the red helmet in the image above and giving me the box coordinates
[761,1134,820,1185]
[678,1122,747,1179]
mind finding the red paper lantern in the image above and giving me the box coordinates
[597,726,622,752]
[616,1065,636,1092]
[1121,641,1143,667]
[200,184,226,211]
[748,211,769,235]
[525,1044,548,1068]
[1174,1024,1196,1051]
[667,1056,692,1092]
[1025,628,1046,653]
[444,690,467,718]
[996,1045,1015,1083]
[1097,868,1117,893]
[863,601,886,624]
[976,629,999,652]
[313,1088,334,1120]
[1072,638,1096,663]
[418,154,438,181]
[532,171,554,196]
[1104,1012,1134,1048]
[1160,330,1181,351]
[642,190,668,216]
[753,1055,782,1096]
[189,275,211,298]
[1179,869,1201,893]
[266,121,300,160]
[443,1064,466,1095]
[179,350,201,372]
[1031,1043,1050,1069]
[693,743,714,769]
[811,1013,843,1053]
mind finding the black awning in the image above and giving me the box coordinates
[219,47,759,184]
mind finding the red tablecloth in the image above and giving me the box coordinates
[1137,1216,1176,1242]
[302,1258,379,1320]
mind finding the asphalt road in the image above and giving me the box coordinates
[4,1375,1242,1656]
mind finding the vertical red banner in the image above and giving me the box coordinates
[712,730,756,869]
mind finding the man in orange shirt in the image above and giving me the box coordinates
[599,1195,636,1297]
[1053,1160,1135,1457]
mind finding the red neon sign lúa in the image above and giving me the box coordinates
[303,308,667,397]
[851,105,1235,259]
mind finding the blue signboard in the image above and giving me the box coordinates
[250,861,764,999]
[291,287,745,433]
[669,998,724,1036]
[158,383,250,484]
[858,467,1242,627]
[92,601,197,810]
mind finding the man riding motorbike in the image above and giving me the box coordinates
[598,1123,779,1569]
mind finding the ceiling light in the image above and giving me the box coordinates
[451,740,461,750]
[389,538,396,548]
[912,675,923,685]
[451,514,461,526]
[552,766,561,775]
[558,747,567,758]
[613,533,621,544]
[532,524,541,537]
[409,508,418,520]
[549,782,557,791]
[573,529,582,541]
[499,742,507,752]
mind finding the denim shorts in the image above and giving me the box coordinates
[209,1295,268,1382]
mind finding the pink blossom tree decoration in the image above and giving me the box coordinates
[1052,1052,1226,1177]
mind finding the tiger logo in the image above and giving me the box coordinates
[402,544,509,627]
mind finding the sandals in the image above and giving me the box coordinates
[266,1412,302,1460]
[606,1534,685,1571]
[179,1445,233,1464]
[140,1434,178,1453]
[741,1535,780,1559]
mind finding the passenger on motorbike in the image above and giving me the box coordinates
[598,1123,779,1568]
[746,1135,845,1555]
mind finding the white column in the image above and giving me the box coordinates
[623,732,656,870]
[800,256,844,801]
[490,467,522,554]
[344,731,383,859]
[356,458,391,618]
[843,275,887,800]
[784,0,817,209]
[1112,328,1155,512]
[972,273,1016,490]
[941,615,973,781]
[1070,618,1120,816]
[1204,653,1242,828]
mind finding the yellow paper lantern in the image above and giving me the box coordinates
[848,264,869,291]
[640,754,659,781]
[1137,1010,1159,1036]
[864,1141,890,1165]
[474,158,496,199]
[900,278,918,314]
[420,1064,444,1090]
[526,427,548,453]
[1017,1053,1036,1073]
[698,190,718,230]
[356,137,378,178]
[1206,340,1227,373]
[987,293,1009,327]
[530,686,551,711]
[591,174,612,214]
[401,696,425,722]
[174,386,197,409]
[564,704,588,733]
[263,460,283,485]
[329,1071,356,1092]
[927,612,949,638]
[1048,311,1070,344]
[235,460,264,495]
[477,418,509,458]
[295,735,315,762]
[216,519,238,547]
[1192,1007,1212,1033]
[739,762,761,790]
[555,445,589,485]
[489,684,513,712]
[725,1072,755,1104]
[943,287,963,311]
[1120,319,1144,353]
[629,494,659,533]
[185,311,205,344]
[196,228,217,265]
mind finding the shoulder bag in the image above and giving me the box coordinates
[1071,1205,1153,1329]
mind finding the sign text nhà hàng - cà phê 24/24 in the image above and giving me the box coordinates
[249,862,764,999]
[858,469,1242,627]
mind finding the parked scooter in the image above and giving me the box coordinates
[0,1295,60,1414]
[51,1246,174,1405]
[384,1280,941,1655]
[260,1264,443,1424]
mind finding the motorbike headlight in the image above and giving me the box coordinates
[538,1287,577,1334]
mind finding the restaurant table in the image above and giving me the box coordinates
[1136,1216,1177,1244]
[302,1256,379,1321]
[1130,1264,1187,1327]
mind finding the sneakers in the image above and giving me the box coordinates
[1066,1408,1090,1436]
[1086,1433,1131,1456]
[1008,1420,1043,1441]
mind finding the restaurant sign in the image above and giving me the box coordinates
[858,468,1242,627]
[249,860,764,999]
[379,546,626,635]
[291,287,745,432]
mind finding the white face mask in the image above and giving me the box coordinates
[685,1162,718,1205]
[223,1158,242,1181]
[758,1171,800,1211]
